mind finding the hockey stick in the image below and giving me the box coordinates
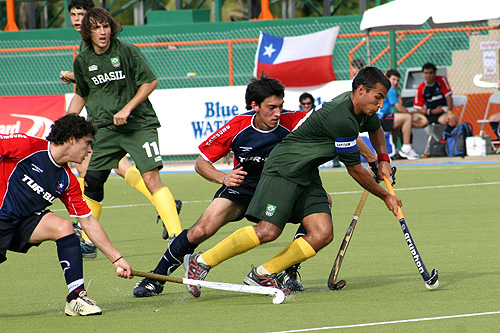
[383,177,439,290]
[327,190,369,290]
[473,74,498,89]
[97,115,135,129]
[132,270,286,304]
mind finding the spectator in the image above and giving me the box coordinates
[413,63,458,136]
[299,92,315,112]
[351,58,366,78]
[377,69,422,160]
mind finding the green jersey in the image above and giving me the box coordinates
[263,91,380,186]
[73,39,160,132]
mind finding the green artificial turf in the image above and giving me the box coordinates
[1,162,499,332]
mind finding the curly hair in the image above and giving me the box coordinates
[80,8,122,48]
[245,72,285,110]
[46,114,97,145]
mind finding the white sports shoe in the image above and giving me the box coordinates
[65,290,102,316]
[399,146,420,160]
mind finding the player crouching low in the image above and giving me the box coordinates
[0,114,133,316]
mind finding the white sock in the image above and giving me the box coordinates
[256,265,271,275]
[401,144,411,151]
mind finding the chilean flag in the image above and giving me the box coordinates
[254,27,339,87]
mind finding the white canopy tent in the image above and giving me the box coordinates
[359,0,500,64]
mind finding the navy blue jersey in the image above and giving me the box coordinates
[199,110,306,181]
[0,134,90,221]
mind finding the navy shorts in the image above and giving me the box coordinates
[0,210,49,264]
[213,178,259,221]
[380,114,394,132]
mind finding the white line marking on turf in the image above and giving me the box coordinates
[267,311,500,332]
[51,182,500,212]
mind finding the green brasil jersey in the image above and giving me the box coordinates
[74,39,160,132]
[263,91,381,186]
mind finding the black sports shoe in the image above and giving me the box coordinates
[157,199,183,240]
[283,264,304,292]
[133,273,165,298]
[244,267,291,296]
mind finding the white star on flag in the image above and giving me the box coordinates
[263,43,276,57]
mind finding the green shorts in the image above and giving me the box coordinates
[245,173,331,229]
[88,127,163,174]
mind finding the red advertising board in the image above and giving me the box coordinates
[0,95,65,139]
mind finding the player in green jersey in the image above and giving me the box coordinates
[184,66,401,296]
[67,8,182,243]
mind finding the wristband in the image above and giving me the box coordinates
[377,153,390,163]
[222,173,227,186]
[112,256,122,264]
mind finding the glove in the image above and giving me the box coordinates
[369,161,397,185]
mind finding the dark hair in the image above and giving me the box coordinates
[68,0,95,12]
[352,66,391,92]
[351,58,366,70]
[299,92,314,103]
[80,8,122,48]
[245,72,285,110]
[46,114,97,145]
[385,69,401,79]
[422,62,437,72]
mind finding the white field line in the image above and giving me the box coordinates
[51,181,500,212]
[266,311,500,332]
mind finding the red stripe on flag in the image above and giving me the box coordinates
[256,56,336,87]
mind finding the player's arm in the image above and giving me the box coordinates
[346,163,401,216]
[357,137,376,163]
[368,127,393,177]
[77,214,133,278]
[114,79,158,125]
[67,94,88,114]
[195,155,247,187]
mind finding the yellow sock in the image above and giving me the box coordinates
[80,194,103,242]
[124,166,153,202]
[262,237,316,274]
[77,177,85,193]
[152,187,182,236]
[202,226,260,268]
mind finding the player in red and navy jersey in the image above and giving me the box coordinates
[133,74,310,297]
[413,62,458,133]
[0,114,132,316]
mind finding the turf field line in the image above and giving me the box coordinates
[51,181,500,212]
[266,310,500,332]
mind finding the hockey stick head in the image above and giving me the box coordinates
[271,288,286,304]
[473,74,498,89]
[425,268,439,290]
[328,279,346,291]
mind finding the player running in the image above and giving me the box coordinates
[0,114,133,316]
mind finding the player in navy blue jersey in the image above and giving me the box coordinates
[133,74,379,298]
[0,114,132,316]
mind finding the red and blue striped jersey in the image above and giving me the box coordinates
[0,134,91,221]
[199,110,306,180]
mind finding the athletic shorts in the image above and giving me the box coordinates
[0,210,49,264]
[245,174,331,229]
[213,179,258,221]
[426,112,443,124]
[380,114,394,132]
[88,127,163,174]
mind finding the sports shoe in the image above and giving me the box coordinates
[183,253,211,298]
[158,199,183,240]
[133,272,165,298]
[65,290,102,316]
[281,264,304,292]
[73,223,97,259]
[399,146,420,160]
[244,267,291,296]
